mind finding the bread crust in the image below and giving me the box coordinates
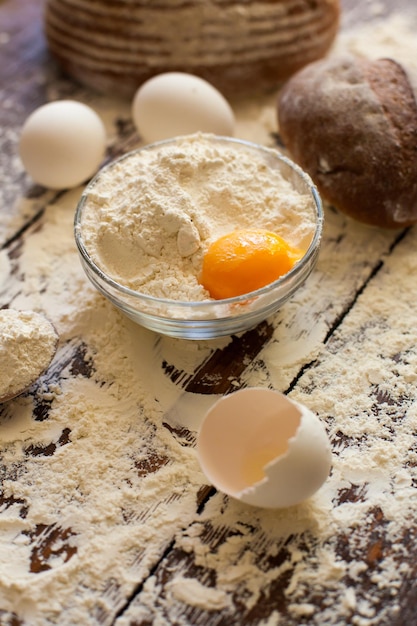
[44,0,340,97]
[277,55,417,229]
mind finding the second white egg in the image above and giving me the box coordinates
[132,72,235,144]
[19,100,106,190]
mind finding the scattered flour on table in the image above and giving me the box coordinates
[80,132,316,301]
[335,12,417,92]
[0,193,212,624]
[117,13,417,626]
[0,10,417,626]
[167,576,230,611]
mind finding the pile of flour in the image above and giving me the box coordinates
[80,133,317,301]
[0,309,58,401]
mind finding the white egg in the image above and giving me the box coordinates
[196,388,332,509]
[132,72,235,144]
[19,100,107,189]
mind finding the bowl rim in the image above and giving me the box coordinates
[74,134,323,311]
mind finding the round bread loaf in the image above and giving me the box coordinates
[277,55,417,229]
[44,0,340,97]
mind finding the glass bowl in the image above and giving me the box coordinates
[74,135,323,340]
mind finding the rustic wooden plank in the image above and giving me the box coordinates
[116,0,417,622]
[116,221,417,626]
[0,172,406,625]
[0,0,51,241]
[1,0,417,625]
[0,0,135,246]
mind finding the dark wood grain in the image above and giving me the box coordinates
[1,1,417,625]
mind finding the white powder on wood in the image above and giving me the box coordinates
[1,8,417,626]
[335,12,417,93]
[0,309,58,401]
[167,576,230,610]
[80,133,317,301]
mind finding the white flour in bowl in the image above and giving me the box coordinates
[79,134,317,301]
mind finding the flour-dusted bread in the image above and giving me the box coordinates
[44,0,340,97]
[277,56,417,229]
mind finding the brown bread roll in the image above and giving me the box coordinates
[44,0,340,98]
[277,55,417,229]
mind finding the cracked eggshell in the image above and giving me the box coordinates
[196,387,332,509]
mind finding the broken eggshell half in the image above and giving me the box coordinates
[196,387,332,509]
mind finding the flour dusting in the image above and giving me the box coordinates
[1,8,417,626]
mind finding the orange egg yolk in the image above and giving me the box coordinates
[200,228,304,300]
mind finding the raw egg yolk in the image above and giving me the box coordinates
[201,228,303,300]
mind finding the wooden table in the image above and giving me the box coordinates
[1,1,417,624]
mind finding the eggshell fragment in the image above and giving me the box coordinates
[196,388,332,509]
[132,72,235,144]
[19,100,107,189]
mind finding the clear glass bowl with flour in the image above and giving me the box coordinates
[74,134,323,339]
